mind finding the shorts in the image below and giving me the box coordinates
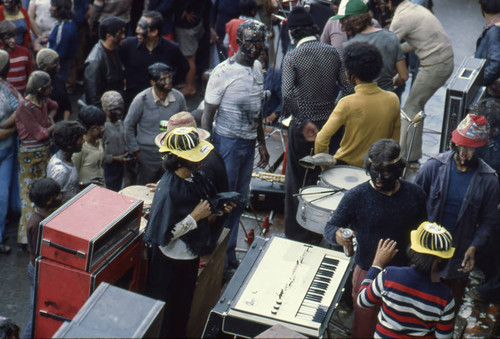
[175,21,205,57]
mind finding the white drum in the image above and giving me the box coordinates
[296,186,344,234]
[320,165,370,190]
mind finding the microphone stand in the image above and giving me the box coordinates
[401,110,426,178]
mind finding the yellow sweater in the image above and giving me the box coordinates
[314,83,400,168]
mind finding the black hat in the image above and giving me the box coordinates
[287,7,314,28]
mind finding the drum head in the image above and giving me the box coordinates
[119,185,154,206]
[300,186,344,210]
[320,165,370,190]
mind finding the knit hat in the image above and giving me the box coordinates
[100,91,124,112]
[451,114,490,148]
[0,49,9,72]
[158,127,213,162]
[287,7,314,28]
[332,0,369,20]
[36,48,58,70]
[411,222,455,259]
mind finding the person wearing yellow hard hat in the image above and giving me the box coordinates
[143,127,233,338]
[357,222,456,338]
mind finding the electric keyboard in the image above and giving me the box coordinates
[202,236,353,338]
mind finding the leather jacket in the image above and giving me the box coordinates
[84,42,125,107]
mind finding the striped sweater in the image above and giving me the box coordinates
[357,266,455,338]
[6,45,33,94]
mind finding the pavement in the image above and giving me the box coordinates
[0,0,494,337]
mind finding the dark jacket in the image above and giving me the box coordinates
[84,42,125,107]
[415,151,499,279]
[475,24,500,86]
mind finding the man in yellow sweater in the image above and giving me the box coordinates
[315,41,400,168]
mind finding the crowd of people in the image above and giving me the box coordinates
[0,0,500,338]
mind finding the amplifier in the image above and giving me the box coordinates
[37,184,143,272]
[440,57,486,152]
[249,177,285,212]
[53,283,164,338]
[33,233,146,338]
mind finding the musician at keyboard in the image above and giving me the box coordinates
[323,139,427,338]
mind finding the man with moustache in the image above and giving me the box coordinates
[84,16,126,107]
[324,138,427,338]
[119,11,189,107]
[124,62,187,185]
[202,19,269,279]
[415,114,499,311]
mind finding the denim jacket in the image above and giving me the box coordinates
[415,151,499,279]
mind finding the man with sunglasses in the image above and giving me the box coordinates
[324,138,427,338]
[124,62,187,185]
[415,114,499,313]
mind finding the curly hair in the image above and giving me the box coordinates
[343,41,383,83]
[289,25,320,42]
[340,12,372,37]
[28,178,61,209]
[472,97,500,129]
[52,121,86,150]
[78,105,106,130]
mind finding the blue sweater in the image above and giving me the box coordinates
[324,180,427,270]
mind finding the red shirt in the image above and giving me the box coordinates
[225,18,245,57]
[15,97,57,145]
[6,45,33,94]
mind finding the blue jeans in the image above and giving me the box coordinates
[22,262,35,339]
[0,144,15,243]
[212,133,255,268]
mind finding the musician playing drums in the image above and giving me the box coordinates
[314,41,400,168]
[143,127,234,338]
[324,139,427,338]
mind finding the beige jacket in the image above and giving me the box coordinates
[390,0,453,66]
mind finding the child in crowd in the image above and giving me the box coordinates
[72,105,106,185]
[47,121,86,203]
[24,178,62,339]
[101,91,129,191]
[0,21,33,94]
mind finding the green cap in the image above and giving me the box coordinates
[331,0,369,20]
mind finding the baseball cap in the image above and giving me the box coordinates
[332,0,369,20]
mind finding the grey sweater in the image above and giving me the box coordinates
[124,87,186,153]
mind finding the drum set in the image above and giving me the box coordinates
[296,166,370,234]
[119,185,155,232]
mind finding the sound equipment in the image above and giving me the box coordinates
[440,57,486,152]
[319,165,370,191]
[37,184,143,272]
[53,283,164,338]
[296,186,344,234]
[202,236,353,338]
[33,185,147,338]
[249,173,286,212]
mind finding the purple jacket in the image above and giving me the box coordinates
[415,151,499,279]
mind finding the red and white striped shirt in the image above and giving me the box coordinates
[6,45,33,94]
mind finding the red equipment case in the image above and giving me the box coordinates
[37,184,143,272]
[34,232,146,338]
[33,185,148,338]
